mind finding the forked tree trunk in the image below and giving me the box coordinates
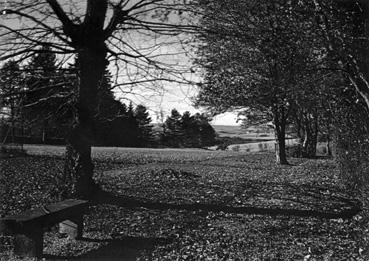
[302,113,318,158]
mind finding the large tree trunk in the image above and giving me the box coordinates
[63,47,107,198]
[60,0,109,199]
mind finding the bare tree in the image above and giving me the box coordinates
[0,0,196,198]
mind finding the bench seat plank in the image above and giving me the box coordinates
[0,199,89,234]
[0,199,89,258]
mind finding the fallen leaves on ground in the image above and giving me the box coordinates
[0,151,365,260]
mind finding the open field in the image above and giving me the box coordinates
[22,144,241,162]
[0,147,363,260]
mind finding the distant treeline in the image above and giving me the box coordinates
[0,107,216,148]
[0,48,216,148]
[161,109,216,148]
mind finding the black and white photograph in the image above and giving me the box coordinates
[0,0,368,260]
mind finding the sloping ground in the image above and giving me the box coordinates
[0,150,364,260]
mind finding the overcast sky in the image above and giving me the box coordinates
[117,81,241,125]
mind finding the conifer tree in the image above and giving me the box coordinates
[163,109,183,147]
[162,110,216,148]
[23,46,62,142]
[134,104,153,146]
[0,60,22,143]
[181,111,197,147]
[193,113,216,147]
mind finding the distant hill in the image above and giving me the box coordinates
[212,125,275,140]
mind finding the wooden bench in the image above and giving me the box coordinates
[0,199,89,258]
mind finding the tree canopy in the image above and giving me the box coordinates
[194,0,327,163]
[0,0,197,198]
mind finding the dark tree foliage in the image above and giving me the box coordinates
[96,102,155,148]
[0,60,22,112]
[311,2,369,252]
[193,113,216,147]
[310,0,369,189]
[313,0,369,108]
[331,80,369,189]
[134,104,154,147]
[0,0,196,198]
[96,70,118,120]
[1,54,77,144]
[194,0,323,164]
[181,111,197,147]
[22,46,70,142]
[298,0,369,161]
[23,46,58,118]
[162,109,215,148]
[162,109,183,147]
[0,60,23,143]
[2,53,155,148]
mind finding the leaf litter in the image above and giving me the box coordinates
[0,151,364,260]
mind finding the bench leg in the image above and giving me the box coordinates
[14,231,43,258]
[59,215,83,239]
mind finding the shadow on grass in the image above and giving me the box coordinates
[91,189,362,220]
[44,236,171,260]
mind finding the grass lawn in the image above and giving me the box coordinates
[0,148,364,260]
